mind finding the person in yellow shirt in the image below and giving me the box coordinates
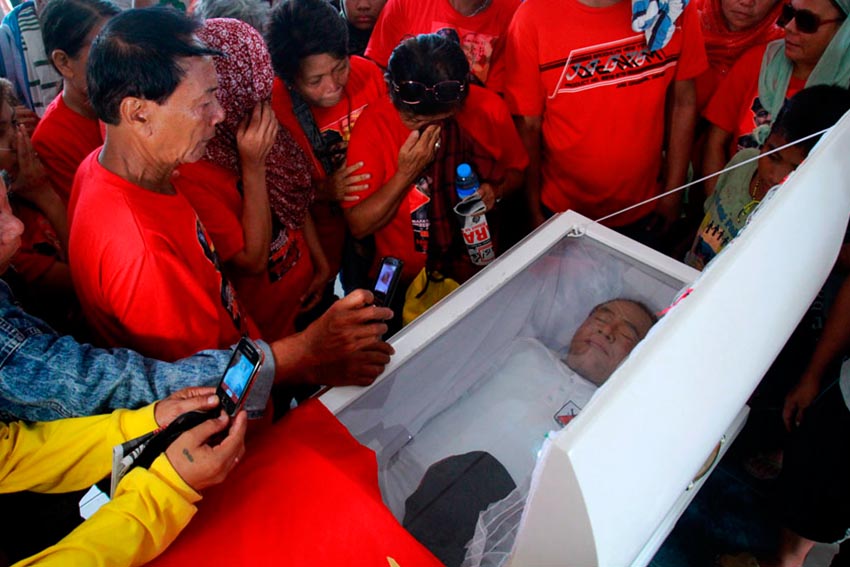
[4,386,246,567]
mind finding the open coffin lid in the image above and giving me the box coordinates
[319,111,850,566]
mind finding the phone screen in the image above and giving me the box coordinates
[221,353,255,406]
[375,262,398,295]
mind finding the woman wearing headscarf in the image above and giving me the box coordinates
[701,0,849,193]
[178,18,330,342]
[695,0,785,110]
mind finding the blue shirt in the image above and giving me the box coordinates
[0,280,274,422]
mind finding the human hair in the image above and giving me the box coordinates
[194,0,271,33]
[265,0,348,82]
[0,78,17,107]
[39,0,120,71]
[386,33,470,117]
[591,298,659,326]
[87,7,222,125]
[770,85,850,153]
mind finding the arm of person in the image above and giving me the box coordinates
[702,124,734,196]
[344,125,440,239]
[226,103,277,276]
[657,79,697,227]
[12,124,69,253]
[268,289,395,386]
[0,282,276,422]
[783,273,850,430]
[299,214,331,312]
[9,396,244,567]
[0,407,158,494]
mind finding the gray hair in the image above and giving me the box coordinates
[194,0,271,32]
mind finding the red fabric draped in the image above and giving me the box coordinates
[149,400,442,567]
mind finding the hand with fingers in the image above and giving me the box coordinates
[477,182,501,211]
[165,410,248,492]
[13,106,39,137]
[397,125,441,181]
[783,373,821,431]
[314,342,395,387]
[300,289,394,371]
[11,124,50,197]
[319,161,371,202]
[153,386,220,427]
[237,102,278,170]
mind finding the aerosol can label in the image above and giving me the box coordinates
[455,196,494,266]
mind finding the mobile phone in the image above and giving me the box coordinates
[217,336,264,416]
[373,256,404,307]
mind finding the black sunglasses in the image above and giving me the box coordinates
[776,2,845,33]
[392,80,466,105]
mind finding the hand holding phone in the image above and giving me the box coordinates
[132,338,263,470]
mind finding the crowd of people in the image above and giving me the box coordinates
[0,0,848,564]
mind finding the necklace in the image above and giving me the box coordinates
[454,0,491,17]
[738,176,761,222]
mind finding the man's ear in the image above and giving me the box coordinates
[119,97,153,136]
[50,49,74,79]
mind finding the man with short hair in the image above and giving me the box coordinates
[68,8,392,383]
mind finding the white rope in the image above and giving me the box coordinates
[564,126,833,237]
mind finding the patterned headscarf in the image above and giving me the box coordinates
[197,18,314,230]
[696,0,785,73]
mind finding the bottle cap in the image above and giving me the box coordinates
[456,163,472,178]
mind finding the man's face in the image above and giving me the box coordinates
[146,56,224,166]
[0,177,24,273]
[565,300,655,385]
[344,0,387,30]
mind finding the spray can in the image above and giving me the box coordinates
[454,163,494,266]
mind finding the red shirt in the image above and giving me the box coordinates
[68,151,258,361]
[343,85,528,282]
[178,160,314,342]
[505,0,707,226]
[704,43,805,155]
[31,94,103,201]
[364,0,520,91]
[310,56,386,275]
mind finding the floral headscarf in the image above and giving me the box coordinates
[197,18,314,230]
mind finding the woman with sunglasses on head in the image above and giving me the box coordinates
[701,0,849,194]
[343,33,527,330]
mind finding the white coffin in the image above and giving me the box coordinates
[319,111,850,566]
